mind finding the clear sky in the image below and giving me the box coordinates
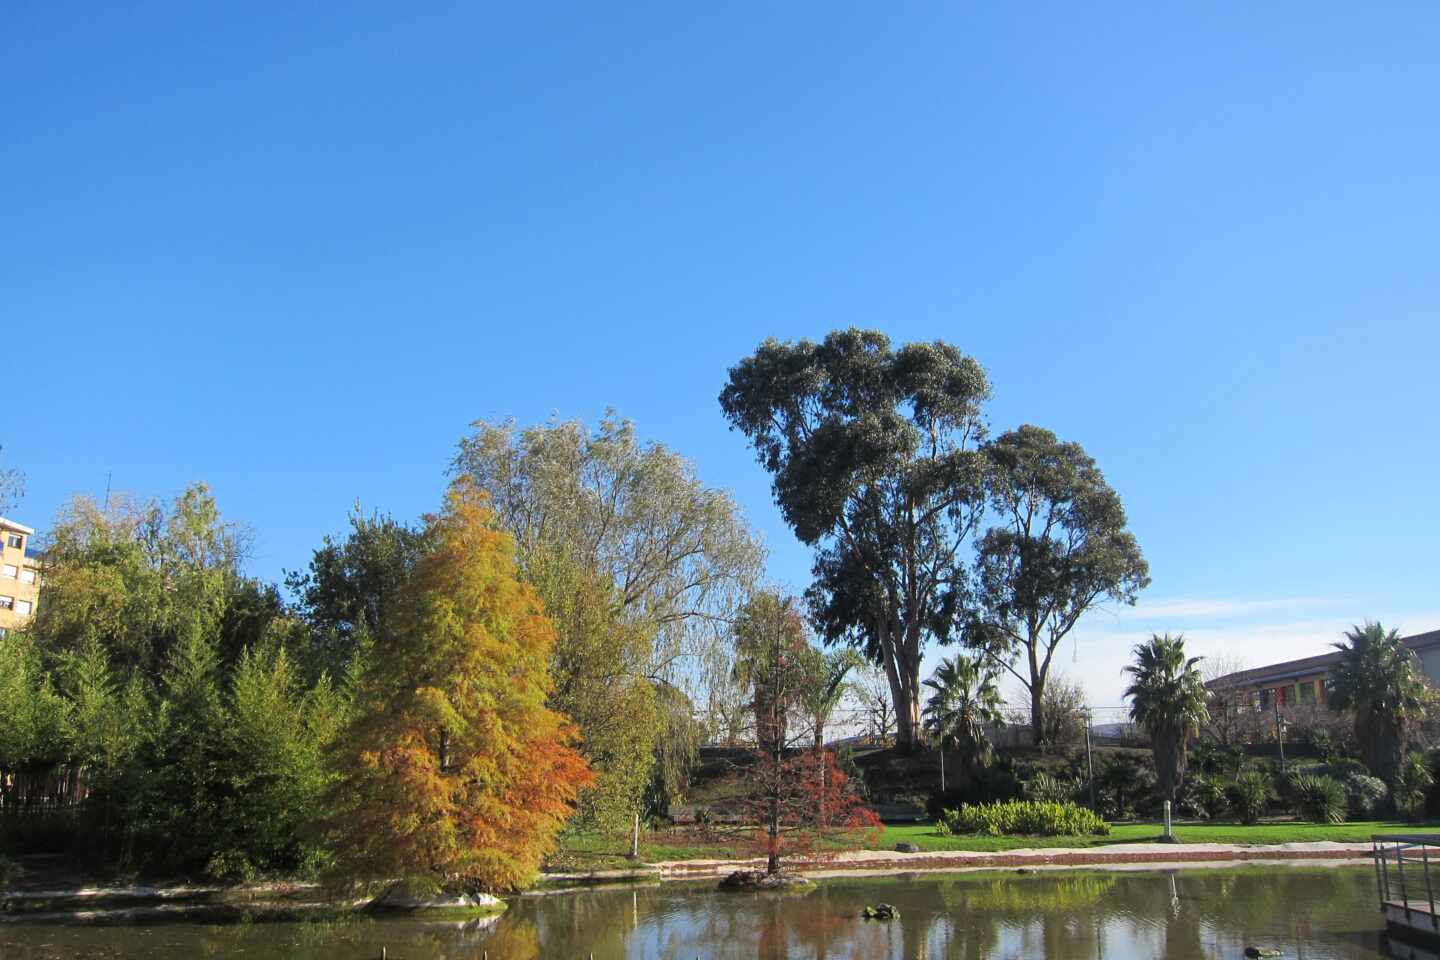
[5,2,1437,711]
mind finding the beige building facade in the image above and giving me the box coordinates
[0,517,41,637]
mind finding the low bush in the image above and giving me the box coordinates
[1343,773,1389,818]
[939,800,1109,837]
[1179,775,1229,820]
[1227,770,1274,825]
[1317,758,1368,781]
[1290,773,1347,824]
[1094,752,1157,820]
[1023,772,1079,804]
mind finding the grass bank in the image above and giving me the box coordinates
[548,819,1438,872]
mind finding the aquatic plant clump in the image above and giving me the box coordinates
[937,800,1109,837]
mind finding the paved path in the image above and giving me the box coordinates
[649,841,1375,880]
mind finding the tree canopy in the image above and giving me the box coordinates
[720,329,990,751]
[453,414,763,686]
[965,425,1149,744]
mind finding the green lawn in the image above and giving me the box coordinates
[548,819,1438,871]
[883,819,1437,852]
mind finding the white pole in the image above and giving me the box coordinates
[1163,800,1172,840]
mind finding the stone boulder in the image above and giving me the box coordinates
[717,870,813,892]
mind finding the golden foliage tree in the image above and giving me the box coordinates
[327,479,592,893]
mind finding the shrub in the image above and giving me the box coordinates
[1290,774,1347,824]
[1024,772,1078,804]
[1179,775,1228,820]
[940,800,1109,837]
[1343,774,1389,819]
[1094,752,1157,820]
[1317,758,1368,781]
[1398,753,1434,820]
[1227,771,1274,825]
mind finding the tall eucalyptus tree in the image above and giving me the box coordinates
[720,330,989,752]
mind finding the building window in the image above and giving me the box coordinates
[1298,681,1316,705]
[19,569,34,584]
[15,600,31,617]
[0,596,11,610]
[1259,688,1272,711]
[5,534,21,550]
[1,564,14,579]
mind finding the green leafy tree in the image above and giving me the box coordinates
[212,641,345,878]
[720,330,990,752]
[1123,634,1209,803]
[59,640,149,861]
[284,506,429,680]
[455,415,761,810]
[454,414,763,684]
[128,627,228,871]
[0,636,69,779]
[923,654,1005,789]
[1327,622,1432,784]
[528,550,659,831]
[965,426,1149,745]
[31,485,258,680]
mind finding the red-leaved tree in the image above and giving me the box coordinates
[733,593,880,874]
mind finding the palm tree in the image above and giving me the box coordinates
[801,649,865,754]
[923,655,1006,790]
[1327,622,1432,784]
[1124,634,1208,803]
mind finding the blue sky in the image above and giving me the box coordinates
[5,2,1437,708]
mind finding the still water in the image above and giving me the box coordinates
[0,864,1408,959]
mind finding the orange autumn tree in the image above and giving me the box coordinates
[326,478,592,893]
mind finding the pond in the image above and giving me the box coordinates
[0,863,1413,959]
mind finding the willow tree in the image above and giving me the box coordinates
[454,415,762,813]
[1124,634,1208,803]
[1328,622,1432,784]
[453,415,762,683]
[327,479,591,893]
[964,425,1149,745]
[720,330,989,752]
[525,549,658,831]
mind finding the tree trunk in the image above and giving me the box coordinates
[1030,683,1045,747]
[767,795,780,875]
[815,722,826,828]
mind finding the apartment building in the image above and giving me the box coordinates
[0,517,41,637]
[1207,627,1440,710]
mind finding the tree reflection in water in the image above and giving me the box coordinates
[0,866,1392,959]
[476,865,1388,959]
